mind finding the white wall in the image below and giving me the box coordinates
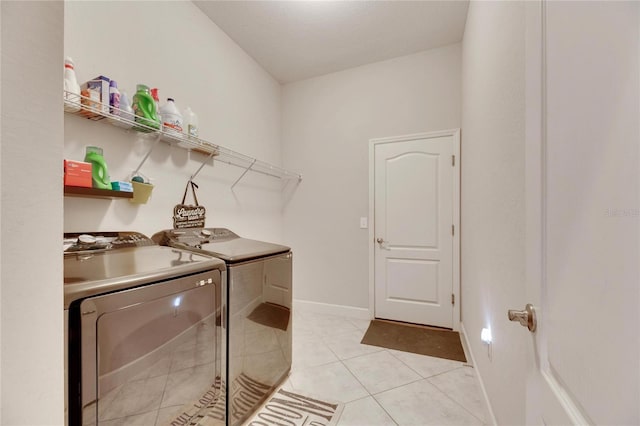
[282,45,461,309]
[460,2,526,424]
[64,1,284,242]
[1,1,64,424]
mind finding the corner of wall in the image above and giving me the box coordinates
[1,1,65,423]
[460,322,498,425]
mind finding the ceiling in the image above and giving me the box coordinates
[194,1,469,84]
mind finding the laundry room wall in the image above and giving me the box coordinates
[1,1,64,424]
[460,1,526,424]
[64,1,285,242]
[281,45,461,310]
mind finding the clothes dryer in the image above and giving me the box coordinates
[64,232,226,426]
[152,228,292,426]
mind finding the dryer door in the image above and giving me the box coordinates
[76,270,221,425]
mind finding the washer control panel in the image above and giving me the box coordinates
[64,232,154,253]
[153,228,238,247]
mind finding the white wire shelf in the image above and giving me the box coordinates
[63,90,302,186]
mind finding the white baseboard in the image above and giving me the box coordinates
[293,299,371,320]
[460,322,498,426]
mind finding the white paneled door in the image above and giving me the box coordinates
[525,1,639,424]
[371,130,460,329]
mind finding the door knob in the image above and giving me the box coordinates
[376,237,389,250]
[508,303,537,332]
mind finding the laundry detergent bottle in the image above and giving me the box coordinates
[84,146,111,189]
[132,84,160,131]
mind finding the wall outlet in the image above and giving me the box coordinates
[360,217,368,229]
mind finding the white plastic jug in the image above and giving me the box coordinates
[159,98,183,134]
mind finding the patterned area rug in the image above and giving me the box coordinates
[244,388,343,426]
[169,376,342,426]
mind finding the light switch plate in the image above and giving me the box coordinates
[360,217,368,229]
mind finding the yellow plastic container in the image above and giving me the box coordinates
[130,181,154,204]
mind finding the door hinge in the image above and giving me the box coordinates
[451,294,455,305]
[452,155,455,167]
[452,224,455,236]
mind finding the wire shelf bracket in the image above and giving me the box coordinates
[131,134,162,178]
[189,151,217,183]
[231,159,257,190]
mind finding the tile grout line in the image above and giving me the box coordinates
[337,356,400,425]
[323,335,386,362]
[424,364,467,380]
[369,395,400,426]
[386,348,465,380]
[353,352,476,424]
[339,348,427,397]
[336,391,398,424]
[369,375,427,398]
[427,371,486,424]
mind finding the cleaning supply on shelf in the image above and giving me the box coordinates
[84,146,111,190]
[109,80,120,114]
[109,91,135,129]
[129,172,154,204]
[150,88,161,124]
[81,76,111,117]
[63,57,81,113]
[80,86,100,119]
[159,98,183,135]
[63,159,92,188]
[111,181,133,192]
[183,107,198,138]
[132,84,160,131]
[150,88,160,110]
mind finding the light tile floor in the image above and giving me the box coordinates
[280,310,487,426]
